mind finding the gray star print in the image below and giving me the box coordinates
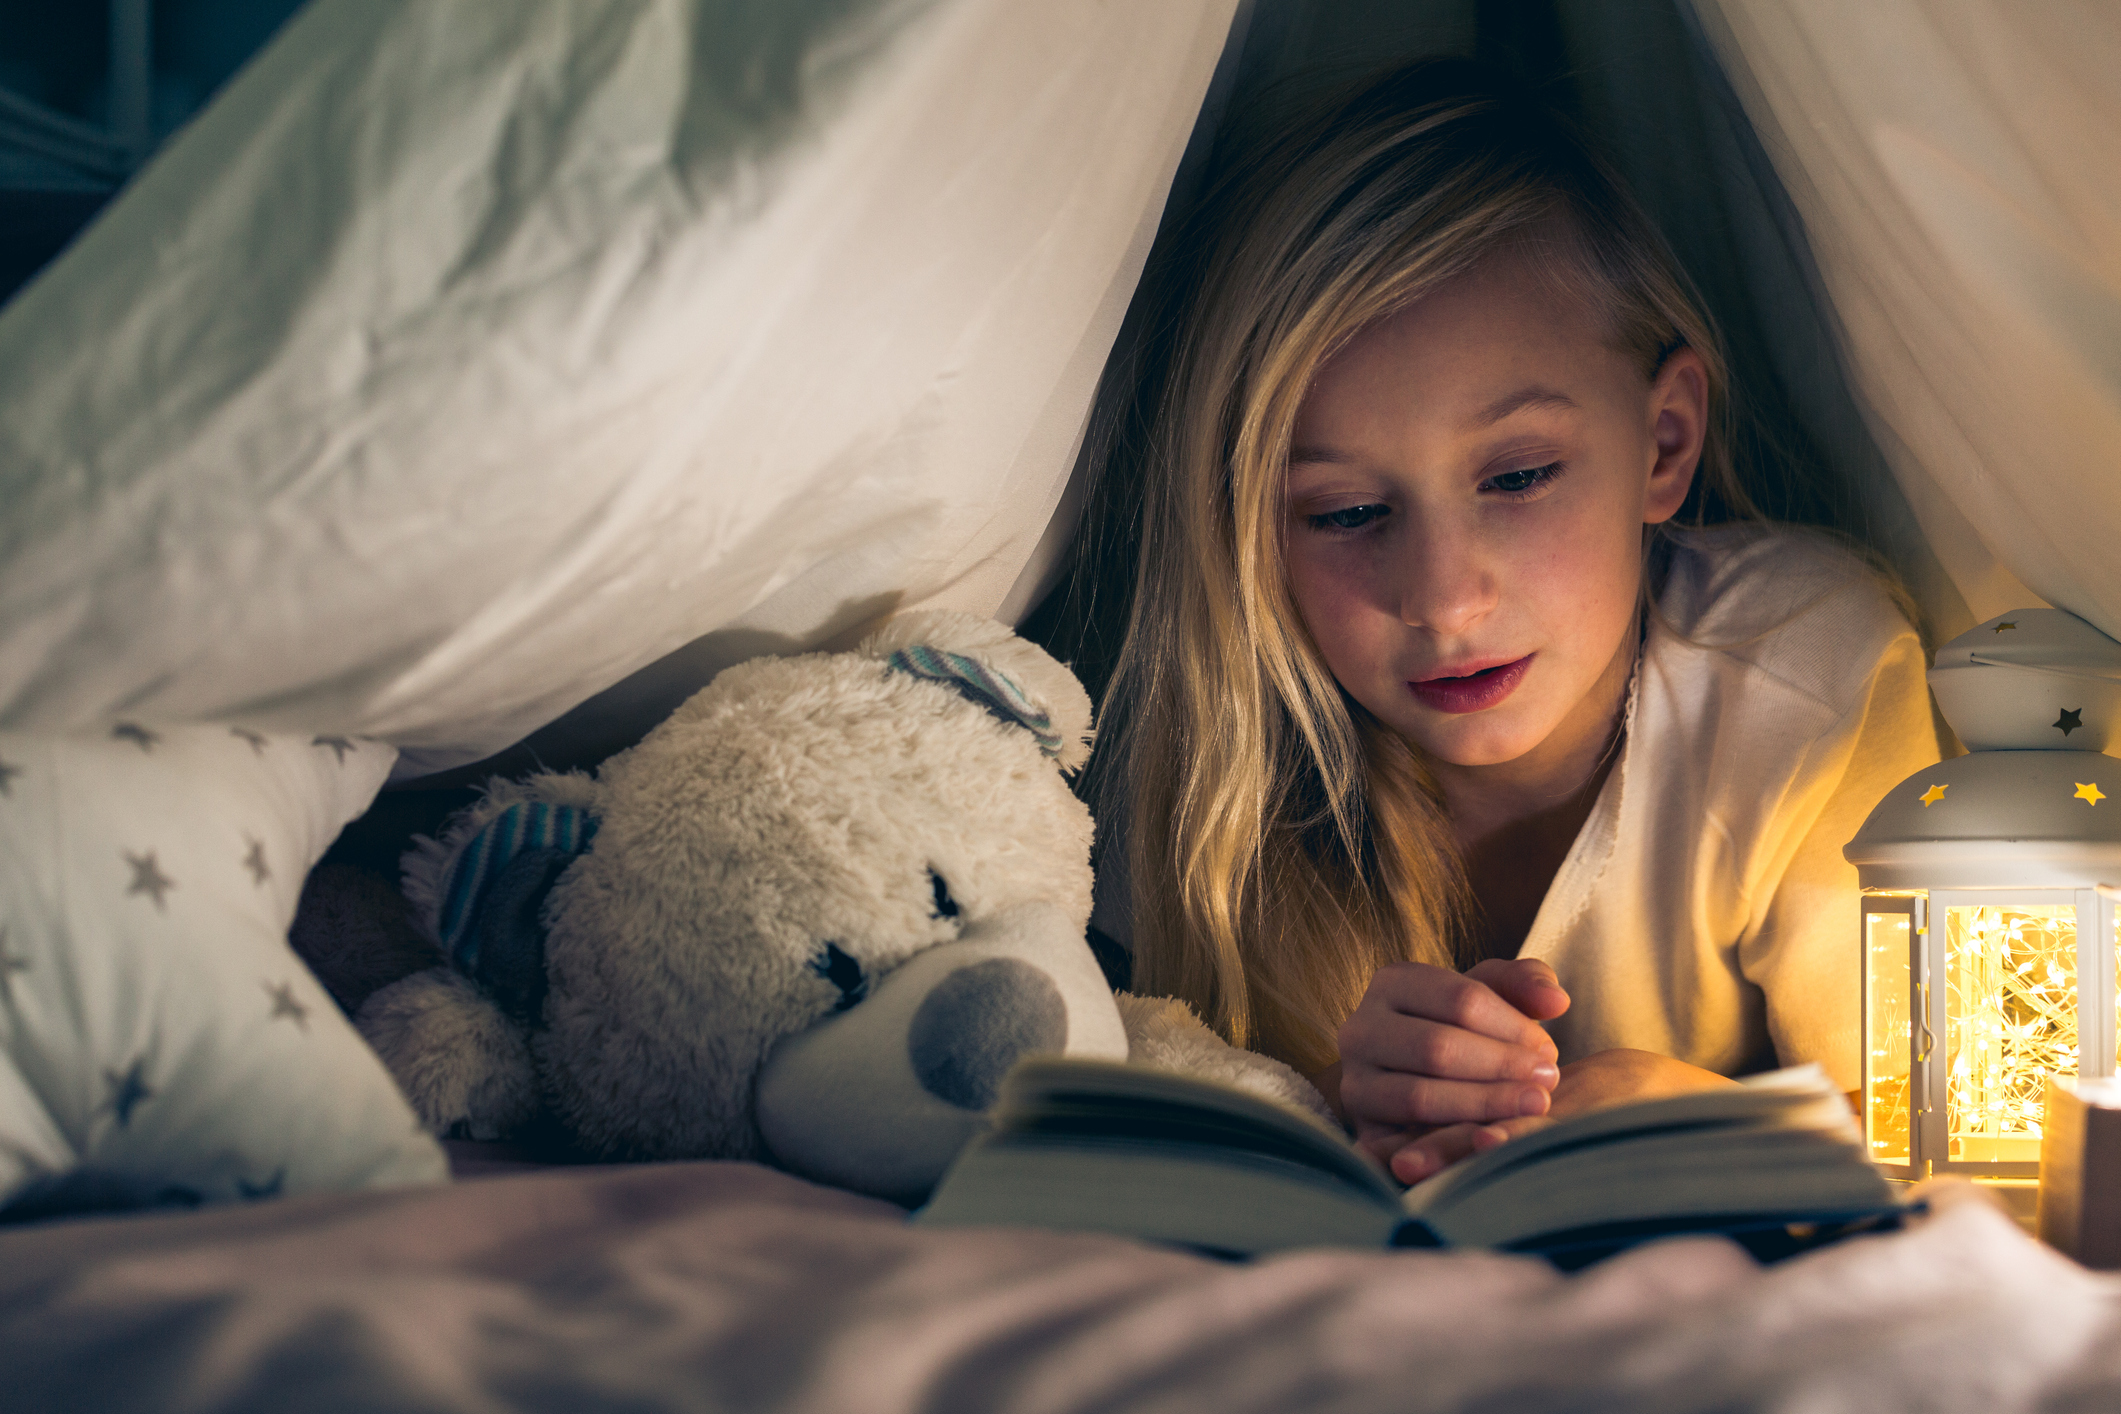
[104,1058,154,1126]
[230,727,269,754]
[0,756,20,796]
[112,723,160,752]
[243,836,270,885]
[312,736,356,763]
[125,850,176,910]
[264,980,310,1030]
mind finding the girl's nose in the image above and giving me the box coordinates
[1395,517,1497,636]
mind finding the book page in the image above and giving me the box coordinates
[1400,1065,1856,1217]
[919,1138,1403,1253]
[997,1059,1395,1199]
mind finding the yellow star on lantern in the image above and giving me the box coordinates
[1919,784,1949,806]
[2075,782,2107,805]
[1994,620,2019,632]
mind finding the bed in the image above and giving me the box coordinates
[5,1160,2118,1413]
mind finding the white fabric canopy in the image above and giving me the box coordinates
[2,0,2115,782]
[0,0,1237,774]
[1694,0,2121,640]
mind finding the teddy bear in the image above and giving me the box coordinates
[354,610,1327,1202]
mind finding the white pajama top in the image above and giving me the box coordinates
[1521,526,1939,1090]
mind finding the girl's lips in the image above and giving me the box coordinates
[1407,654,1533,714]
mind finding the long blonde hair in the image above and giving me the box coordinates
[1093,61,1752,1074]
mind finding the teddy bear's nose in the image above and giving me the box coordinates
[905,957,1067,1110]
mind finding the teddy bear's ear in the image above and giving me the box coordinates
[860,610,1093,771]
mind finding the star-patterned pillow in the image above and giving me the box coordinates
[0,723,447,1217]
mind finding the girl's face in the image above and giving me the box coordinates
[1283,248,1706,773]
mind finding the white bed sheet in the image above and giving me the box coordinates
[3,1163,2116,1413]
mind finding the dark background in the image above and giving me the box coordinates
[0,0,304,306]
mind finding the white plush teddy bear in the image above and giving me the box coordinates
[357,611,1326,1201]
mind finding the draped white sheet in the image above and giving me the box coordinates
[1693,0,2121,640]
[0,0,1237,774]
[5,0,2111,778]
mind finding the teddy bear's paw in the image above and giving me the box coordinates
[1115,992,1339,1129]
[356,968,540,1140]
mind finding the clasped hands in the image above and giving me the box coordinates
[1333,958,1734,1185]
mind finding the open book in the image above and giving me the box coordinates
[915,1058,1901,1267]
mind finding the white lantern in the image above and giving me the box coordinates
[1845,609,2121,1182]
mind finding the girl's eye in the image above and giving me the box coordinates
[1306,503,1389,533]
[1482,463,1564,498]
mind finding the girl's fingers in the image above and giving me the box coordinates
[1466,957,1571,1023]
[1340,1013,1558,1085]
[1384,1123,1506,1184]
[1339,1068,1553,1129]
[1387,1116,1550,1185]
[1360,962,1559,1055]
[1334,961,1568,1134]
[1353,1124,1416,1168]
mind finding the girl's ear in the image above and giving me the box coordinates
[1643,347,1708,525]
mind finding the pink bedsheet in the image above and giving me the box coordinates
[3,1162,2117,1413]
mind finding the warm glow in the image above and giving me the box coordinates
[1944,904,2076,1164]
[1865,910,1912,1164]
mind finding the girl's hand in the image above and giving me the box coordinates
[1366,1047,1740,1185]
[1336,957,1570,1183]
[1545,1047,1736,1117]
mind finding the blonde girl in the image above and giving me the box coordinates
[1086,61,1938,1181]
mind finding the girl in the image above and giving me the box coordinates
[1083,61,1939,1183]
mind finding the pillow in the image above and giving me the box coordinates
[0,725,446,1217]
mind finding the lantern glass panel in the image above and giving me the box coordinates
[1864,908,1912,1165]
[1943,903,2076,1164]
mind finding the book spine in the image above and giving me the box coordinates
[1386,1218,1445,1249]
